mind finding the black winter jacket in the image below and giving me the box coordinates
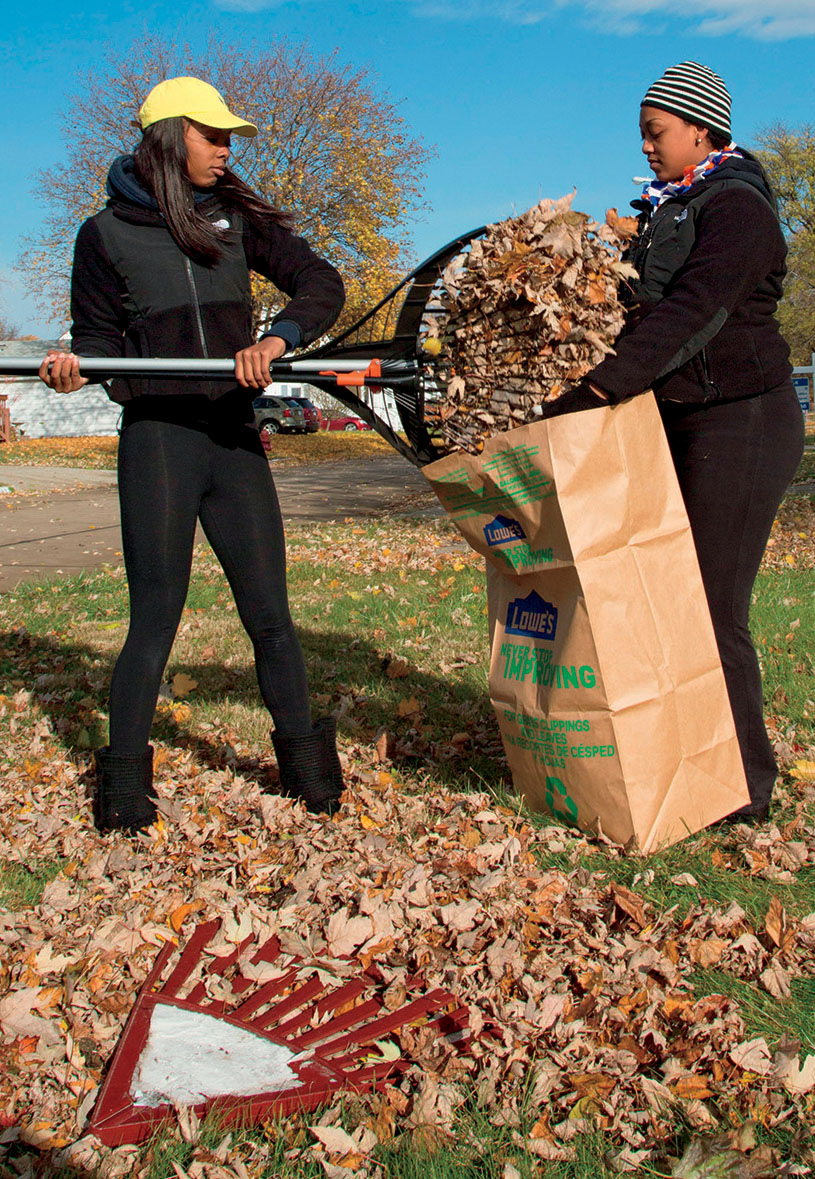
[70,155,344,404]
[589,153,791,404]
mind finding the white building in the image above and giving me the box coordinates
[0,339,120,438]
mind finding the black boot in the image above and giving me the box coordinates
[270,717,344,814]
[93,746,157,832]
[712,801,770,827]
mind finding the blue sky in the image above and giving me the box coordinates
[2,0,815,337]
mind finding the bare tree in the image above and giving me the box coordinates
[0,312,19,341]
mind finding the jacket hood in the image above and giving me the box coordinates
[106,154,160,211]
[708,148,778,212]
[105,153,220,217]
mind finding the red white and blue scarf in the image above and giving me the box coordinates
[642,144,743,209]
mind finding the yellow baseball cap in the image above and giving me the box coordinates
[139,77,258,137]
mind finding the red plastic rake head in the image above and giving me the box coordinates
[86,919,468,1145]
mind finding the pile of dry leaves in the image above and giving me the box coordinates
[2,725,815,1176]
[423,193,638,454]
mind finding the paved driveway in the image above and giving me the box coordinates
[0,457,441,592]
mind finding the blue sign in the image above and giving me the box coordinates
[793,375,811,414]
[505,590,558,642]
[484,515,527,547]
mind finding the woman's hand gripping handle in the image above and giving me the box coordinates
[38,351,89,393]
[234,336,287,389]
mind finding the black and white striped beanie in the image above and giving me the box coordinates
[641,61,731,141]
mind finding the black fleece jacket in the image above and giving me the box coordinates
[587,153,791,405]
[70,155,344,403]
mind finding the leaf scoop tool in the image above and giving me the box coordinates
[0,227,486,467]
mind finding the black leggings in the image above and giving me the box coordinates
[660,380,805,810]
[109,417,311,754]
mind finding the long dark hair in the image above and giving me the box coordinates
[707,129,731,152]
[133,117,290,266]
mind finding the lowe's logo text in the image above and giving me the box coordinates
[484,515,526,547]
[505,590,557,642]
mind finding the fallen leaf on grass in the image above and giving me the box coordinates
[671,1075,714,1100]
[360,1039,401,1065]
[326,908,374,957]
[670,1135,778,1178]
[409,1124,452,1154]
[520,1135,575,1162]
[729,1038,774,1076]
[569,1072,616,1106]
[610,883,647,927]
[397,696,422,718]
[169,901,203,933]
[19,1124,72,1150]
[172,673,198,699]
[438,898,482,932]
[408,1074,460,1133]
[764,896,795,952]
[0,988,63,1043]
[759,961,792,999]
[528,1114,553,1141]
[374,730,395,763]
[772,1043,815,1095]
[34,945,76,974]
[309,1124,363,1160]
[689,938,728,968]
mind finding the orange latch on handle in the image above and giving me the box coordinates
[318,359,382,387]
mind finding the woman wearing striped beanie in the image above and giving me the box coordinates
[545,62,804,824]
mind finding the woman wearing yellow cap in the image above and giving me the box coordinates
[39,77,346,831]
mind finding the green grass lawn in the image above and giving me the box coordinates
[1,512,815,1179]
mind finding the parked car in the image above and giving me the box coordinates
[252,394,307,434]
[321,415,372,431]
[285,396,322,433]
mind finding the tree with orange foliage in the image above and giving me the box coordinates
[755,123,815,364]
[19,36,431,339]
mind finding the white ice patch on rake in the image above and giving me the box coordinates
[131,1002,301,1107]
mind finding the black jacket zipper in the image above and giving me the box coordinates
[700,347,723,402]
[185,258,209,358]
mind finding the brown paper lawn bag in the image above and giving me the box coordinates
[423,394,749,852]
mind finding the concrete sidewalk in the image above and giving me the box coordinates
[0,457,441,592]
[0,476,123,591]
[0,465,117,493]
